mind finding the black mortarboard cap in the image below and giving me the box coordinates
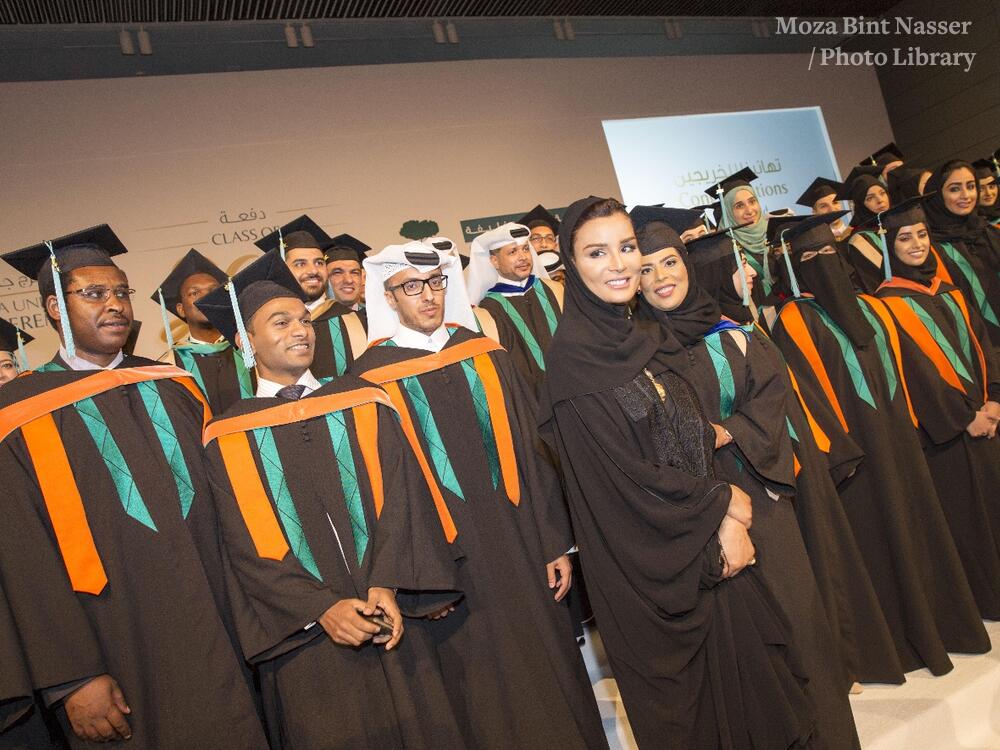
[860,142,904,167]
[767,211,849,254]
[704,167,758,199]
[684,226,741,266]
[796,177,844,208]
[325,233,371,264]
[517,204,561,234]
[151,249,227,317]
[886,167,928,203]
[629,204,707,236]
[195,249,308,350]
[636,221,685,257]
[835,165,883,201]
[4,224,127,284]
[254,215,332,255]
[855,194,931,234]
[0,317,33,353]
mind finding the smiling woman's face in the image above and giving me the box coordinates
[942,166,978,216]
[639,247,688,312]
[892,222,931,267]
[571,212,641,304]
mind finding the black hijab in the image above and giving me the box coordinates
[791,231,875,348]
[538,197,672,416]
[634,221,721,347]
[923,160,1000,271]
[883,203,939,286]
[848,176,886,229]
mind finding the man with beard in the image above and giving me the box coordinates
[0,226,267,749]
[195,249,465,749]
[351,244,607,750]
[152,248,254,413]
[256,216,366,378]
[465,222,564,394]
[768,212,991,678]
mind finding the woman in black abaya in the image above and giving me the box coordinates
[537,197,820,750]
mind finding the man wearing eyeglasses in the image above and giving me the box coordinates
[0,226,268,748]
[351,244,605,750]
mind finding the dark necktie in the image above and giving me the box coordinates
[276,384,307,400]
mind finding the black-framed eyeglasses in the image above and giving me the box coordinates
[65,286,136,302]
[387,274,448,296]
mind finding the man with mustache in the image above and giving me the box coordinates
[465,216,564,395]
[351,244,606,750]
[0,226,268,748]
[256,216,366,378]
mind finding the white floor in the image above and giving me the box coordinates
[582,619,1000,749]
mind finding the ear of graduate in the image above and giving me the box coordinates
[3,136,1000,750]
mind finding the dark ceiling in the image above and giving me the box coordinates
[1,0,902,23]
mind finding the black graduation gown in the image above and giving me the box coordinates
[0,356,268,749]
[171,342,254,414]
[771,299,990,675]
[204,375,465,749]
[933,238,1000,344]
[1,584,65,750]
[845,230,886,295]
[874,281,1000,619]
[682,328,860,748]
[351,328,607,750]
[478,281,562,394]
[754,333,903,685]
[312,302,367,379]
[542,365,815,750]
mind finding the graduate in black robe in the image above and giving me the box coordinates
[632,218,860,747]
[352,243,607,750]
[634,206,900,686]
[872,197,1000,618]
[196,251,465,748]
[838,165,892,295]
[256,216,367,378]
[466,221,564,394]
[922,160,1000,343]
[152,248,255,413]
[0,226,267,748]
[767,212,991,676]
[539,197,816,750]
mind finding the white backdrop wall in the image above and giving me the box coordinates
[0,54,893,359]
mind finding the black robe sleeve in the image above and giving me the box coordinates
[548,390,732,616]
[717,331,796,494]
[493,351,574,564]
[204,441,341,664]
[0,443,109,699]
[363,405,461,618]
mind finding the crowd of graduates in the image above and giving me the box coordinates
[0,142,998,749]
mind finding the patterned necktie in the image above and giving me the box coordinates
[276,383,307,400]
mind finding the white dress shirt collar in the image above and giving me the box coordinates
[390,324,450,352]
[58,347,125,371]
[255,369,323,398]
[306,297,327,313]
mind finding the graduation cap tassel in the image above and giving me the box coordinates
[731,232,752,307]
[991,155,1000,180]
[46,240,75,358]
[278,228,286,261]
[876,213,893,283]
[779,232,801,298]
[157,287,175,350]
[15,330,28,373]
[227,280,256,370]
